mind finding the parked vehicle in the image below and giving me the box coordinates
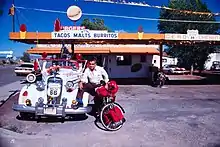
[12,56,126,130]
[163,64,186,74]
[210,61,220,71]
[13,58,91,121]
[14,62,34,76]
[96,80,126,131]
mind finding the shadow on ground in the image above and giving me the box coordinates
[16,114,88,123]
[206,143,220,147]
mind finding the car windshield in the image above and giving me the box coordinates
[39,60,78,70]
[19,64,33,68]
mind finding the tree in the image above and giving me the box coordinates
[81,18,111,31]
[20,52,31,62]
[158,0,220,71]
[80,18,112,65]
[0,10,3,16]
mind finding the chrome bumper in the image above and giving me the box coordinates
[12,104,92,116]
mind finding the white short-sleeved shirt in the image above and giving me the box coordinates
[81,66,109,84]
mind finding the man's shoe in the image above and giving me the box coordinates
[76,98,83,107]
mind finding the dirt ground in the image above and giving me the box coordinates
[1,85,220,147]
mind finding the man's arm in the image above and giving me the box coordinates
[101,67,109,83]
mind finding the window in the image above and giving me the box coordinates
[162,58,167,63]
[116,55,132,66]
[140,55,146,62]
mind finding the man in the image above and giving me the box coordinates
[77,57,109,113]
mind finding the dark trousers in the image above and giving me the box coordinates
[77,83,102,112]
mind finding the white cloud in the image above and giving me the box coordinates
[114,29,127,33]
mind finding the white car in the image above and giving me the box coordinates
[163,64,186,74]
[210,61,220,71]
[12,58,93,120]
[14,62,34,76]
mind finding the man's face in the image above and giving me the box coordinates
[88,60,96,70]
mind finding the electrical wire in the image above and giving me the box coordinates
[15,6,220,24]
[84,0,220,16]
[15,10,20,29]
[15,7,39,31]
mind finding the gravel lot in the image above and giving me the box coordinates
[0,85,220,147]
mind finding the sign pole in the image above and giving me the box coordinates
[72,20,76,59]
[12,0,15,32]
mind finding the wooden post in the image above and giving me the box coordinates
[12,0,15,32]
[159,44,163,71]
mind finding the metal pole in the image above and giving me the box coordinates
[159,44,163,71]
[12,0,15,32]
[71,43,75,59]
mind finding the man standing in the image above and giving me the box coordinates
[77,57,109,113]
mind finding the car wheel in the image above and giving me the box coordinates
[16,73,20,76]
[61,117,65,123]
[35,115,41,123]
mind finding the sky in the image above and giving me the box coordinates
[0,0,219,57]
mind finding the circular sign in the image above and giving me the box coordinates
[67,5,82,21]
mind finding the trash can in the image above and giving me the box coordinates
[149,65,159,84]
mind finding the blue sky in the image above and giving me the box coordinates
[0,0,219,56]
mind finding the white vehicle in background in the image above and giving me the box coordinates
[12,56,94,121]
[210,61,220,71]
[163,64,187,75]
[14,62,34,76]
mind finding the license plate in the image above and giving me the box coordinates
[44,107,57,115]
[48,83,61,97]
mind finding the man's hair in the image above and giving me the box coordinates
[88,56,97,62]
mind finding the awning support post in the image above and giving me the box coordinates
[159,44,163,71]
[71,43,74,59]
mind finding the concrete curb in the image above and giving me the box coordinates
[0,81,22,107]
[0,128,46,140]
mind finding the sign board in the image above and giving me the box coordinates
[0,51,13,55]
[66,6,82,21]
[165,30,220,41]
[36,44,71,48]
[61,26,85,30]
[51,30,118,39]
[36,44,158,48]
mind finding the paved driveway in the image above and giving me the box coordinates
[0,85,220,147]
[0,65,23,86]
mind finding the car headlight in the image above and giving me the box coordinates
[26,73,36,83]
[66,81,74,89]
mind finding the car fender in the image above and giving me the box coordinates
[18,84,46,105]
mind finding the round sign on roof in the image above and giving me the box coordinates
[67,6,82,21]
